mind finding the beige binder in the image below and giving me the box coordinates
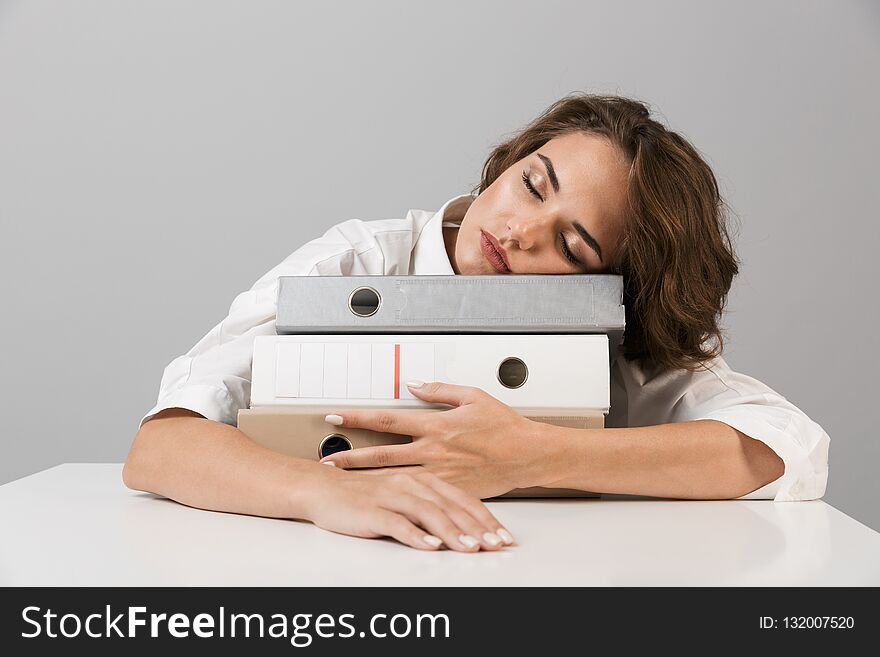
[237,406,603,498]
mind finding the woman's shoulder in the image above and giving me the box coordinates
[320,193,471,252]
[325,212,423,243]
[612,347,734,392]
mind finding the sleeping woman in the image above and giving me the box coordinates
[124,93,830,552]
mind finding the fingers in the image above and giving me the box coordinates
[325,409,430,436]
[416,472,515,546]
[322,382,485,435]
[345,468,514,546]
[380,474,509,552]
[311,469,515,553]
[321,444,421,469]
[406,483,506,551]
[350,466,427,477]
[373,510,448,551]
[386,489,483,553]
[405,380,483,407]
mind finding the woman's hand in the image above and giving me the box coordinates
[302,464,515,552]
[319,381,544,499]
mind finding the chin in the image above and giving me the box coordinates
[471,261,500,276]
[457,258,487,276]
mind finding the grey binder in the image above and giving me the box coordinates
[276,274,625,351]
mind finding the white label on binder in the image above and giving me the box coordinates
[299,343,324,398]
[275,343,301,398]
[323,343,348,399]
[371,343,394,399]
[399,343,435,400]
[347,342,371,399]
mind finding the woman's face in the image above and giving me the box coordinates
[450,131,631,275]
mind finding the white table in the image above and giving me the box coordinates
[1,464,878,586]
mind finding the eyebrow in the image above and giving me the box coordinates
[537,151,604,263]
[574,222,603,262]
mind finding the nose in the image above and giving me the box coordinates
[505,213,554,251]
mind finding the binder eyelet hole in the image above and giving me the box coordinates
[497,357,528,389]
[348,287,381,317]
[319,434,352,458]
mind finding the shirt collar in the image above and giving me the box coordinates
[410,193,477,275]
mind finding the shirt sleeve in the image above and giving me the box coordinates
[137,219,389,431]
[611,354,830,502]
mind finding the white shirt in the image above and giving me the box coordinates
[140,193,830,502]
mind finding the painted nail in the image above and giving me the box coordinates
[324,414,344,426]
[496,528,515,545]
[423,535,443,548]
[406,380,424,389]
[458,534,479,548]
[483,532,502,546]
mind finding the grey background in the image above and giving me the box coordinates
[1,0,878,530]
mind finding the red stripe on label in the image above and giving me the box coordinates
[393,343,400,399]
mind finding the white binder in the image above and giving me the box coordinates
[250,334,610,414]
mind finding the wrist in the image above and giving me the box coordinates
[513,418,575,489]
[285,460,345,521]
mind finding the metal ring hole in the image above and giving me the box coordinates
[497,356,528,389]
[348,286,381,317]
[319,433,352,459]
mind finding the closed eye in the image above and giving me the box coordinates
[522,171,543,201]
[559,233,582,267]
[522,170,583,268]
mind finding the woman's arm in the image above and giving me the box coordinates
[123,408,514,551]
[126,408,322,518]
[320,380,821,501]
[521,418,785,499]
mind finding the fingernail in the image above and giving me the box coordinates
[322,461,336,467]
[482,532,502,546]
[324,414,343,426]
[458,534,479,548]
[406,380,424,388]
[496,528,515,545]
[423,535,443,548]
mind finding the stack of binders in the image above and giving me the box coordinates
[237,274,626,497]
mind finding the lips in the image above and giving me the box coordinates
[480,230,511,274]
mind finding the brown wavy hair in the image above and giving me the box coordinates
[471,92,740,372]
